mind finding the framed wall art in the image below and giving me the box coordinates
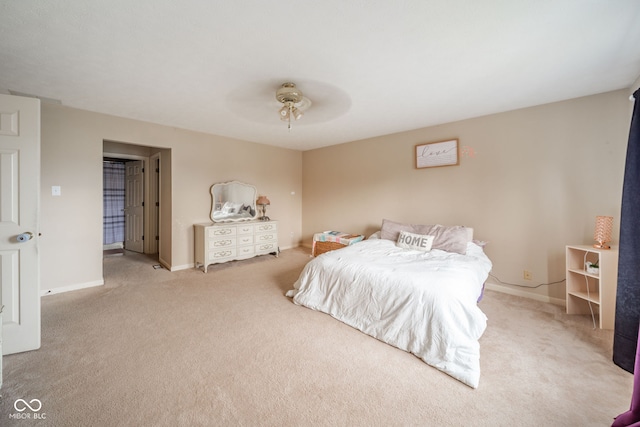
[415,139,459,169]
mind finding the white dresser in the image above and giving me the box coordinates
[194,220,279,272]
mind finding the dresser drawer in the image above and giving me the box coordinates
[236,224,254,235]
[208,248,236,261]
[255,222,277,233]
[255,241,278,254]
[209,238,235,249]
[237,235,254,246]
[256,232,277,243]
[237,245,255,258]
[208,226,236,238]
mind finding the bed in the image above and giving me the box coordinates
[286,220,492,388]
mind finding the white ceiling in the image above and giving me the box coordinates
[2,1,640,151]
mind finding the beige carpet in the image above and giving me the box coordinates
[0,247,634,426]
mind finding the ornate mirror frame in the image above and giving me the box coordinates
[210,181,258,223]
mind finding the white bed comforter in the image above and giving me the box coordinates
[286,239,492,388]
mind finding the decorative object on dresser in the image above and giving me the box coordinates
[256,195,271,221]
[565,245,618,329]
[312,231,365,257]
[593,215,613,249]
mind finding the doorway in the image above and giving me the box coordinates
[102,141,165,263]
[103,158,149,254]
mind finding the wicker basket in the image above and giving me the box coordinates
[313,241,348,257]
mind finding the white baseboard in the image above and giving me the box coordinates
[279,244,300,251]
[485,282,566,306]
[103,242,124,250]
[170,263,193,272]
[41,279,104,297]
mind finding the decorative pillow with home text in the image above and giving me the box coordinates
[396,230,434,252]
[381,219,470,254]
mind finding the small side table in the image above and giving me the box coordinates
[566,244,618,329]
[312,231,365,257]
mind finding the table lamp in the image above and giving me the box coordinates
[256,196,270,221]
[593,215,613,249]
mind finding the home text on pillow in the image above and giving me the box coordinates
[396,230,434,251]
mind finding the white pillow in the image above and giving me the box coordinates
[396,230,434,252]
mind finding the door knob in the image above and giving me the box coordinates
[16,232,34,242]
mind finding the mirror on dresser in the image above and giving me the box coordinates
[210,181,258,222]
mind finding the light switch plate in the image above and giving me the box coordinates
[52,186,61,196]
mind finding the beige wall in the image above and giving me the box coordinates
[40,88,634,302]
[302,90,632,304]
[41,104,302,293]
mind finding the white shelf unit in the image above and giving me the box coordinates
[565,245,618,329]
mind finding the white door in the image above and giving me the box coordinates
[124,160,144,253]
[0,94,41,360]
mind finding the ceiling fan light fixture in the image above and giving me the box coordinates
[291,107,303,120]
[276,83,308,130]
[276,83,303,104]
[279,104,290,120]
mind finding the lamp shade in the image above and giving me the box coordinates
[279,105,290,120]
[256,196,270,206]
[291,107,303,120]
[593,215,613,249]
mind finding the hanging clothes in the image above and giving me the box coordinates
[103,161,126,245]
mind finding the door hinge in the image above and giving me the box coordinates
[156,236,159,241]
[142,235,144,240]
[156,202,159,207]
[142,202,144,207]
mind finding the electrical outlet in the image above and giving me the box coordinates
[523,270,532,280]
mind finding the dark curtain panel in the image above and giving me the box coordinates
[103,161,126,245]
[614,88,640,373]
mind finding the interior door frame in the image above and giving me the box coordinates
[149,153,160,254]
[103,152,158,255]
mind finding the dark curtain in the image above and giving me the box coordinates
[103,161,126,245]
[614,88,640,374]
[612,326,640,426]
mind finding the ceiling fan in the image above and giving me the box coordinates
[276,83,311,130]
